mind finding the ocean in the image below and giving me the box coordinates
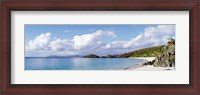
[25,57,144,70]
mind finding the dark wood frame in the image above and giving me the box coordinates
[0,0,199,95]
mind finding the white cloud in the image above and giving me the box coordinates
[49,39,73,51]
[73,30,116,50]
[26,30,117,56]
[27,33,51,51]
[25,25,175,57]
[100,25,175,51]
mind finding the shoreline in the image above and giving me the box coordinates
[124,57,175,71]
[123,57,155,70]
[128,57,155,61]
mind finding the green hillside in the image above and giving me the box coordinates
[117,45,165,58]
[82,38,175,67]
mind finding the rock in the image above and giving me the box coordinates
[152,40,175,67]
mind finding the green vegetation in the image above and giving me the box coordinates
[116,45,165,58]
[83,45,165,58]
[168,38,175,43]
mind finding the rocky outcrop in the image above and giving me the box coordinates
[83,54,100,58]
[143,40,175,67]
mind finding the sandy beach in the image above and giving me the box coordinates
[129,57,155,61]
[124,57,175,71]
[132,65,175,71]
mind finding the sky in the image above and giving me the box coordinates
[25,24,175,57]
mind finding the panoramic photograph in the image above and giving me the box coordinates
[25,24,175,70]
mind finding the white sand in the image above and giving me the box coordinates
[129,57,155,61]
[125,57,175,71]
[132,65,175,71]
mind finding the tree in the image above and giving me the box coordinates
[168,38,175,44]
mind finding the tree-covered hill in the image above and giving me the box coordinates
[116,45,165,58]
[83,54,100,58]
[83,45,165,58]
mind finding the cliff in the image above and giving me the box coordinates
[143,39,175,67]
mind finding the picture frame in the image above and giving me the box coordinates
[0,0,199,95]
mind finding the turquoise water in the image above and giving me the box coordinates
[25,58,144,70]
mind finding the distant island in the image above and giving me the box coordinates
[83,54,100,58]
[47,55,83,58]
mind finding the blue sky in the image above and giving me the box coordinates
[25,24,175,57]
[25,25,157,44]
